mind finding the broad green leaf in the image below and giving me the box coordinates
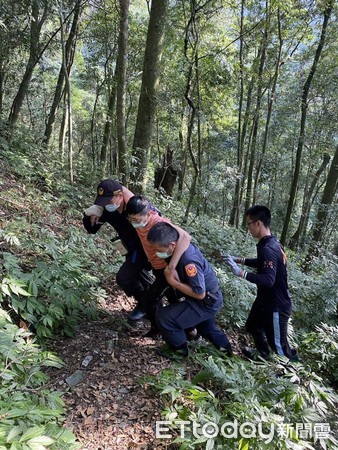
[6,426,23,443]
[19,427,46,442]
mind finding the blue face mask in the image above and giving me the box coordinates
[105,203,119,212]
[156,251,171,259]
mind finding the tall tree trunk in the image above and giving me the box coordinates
[280,0,334,246]
[182,0,200,223]
[195,50,203,216]
[0,59,6,116]
[253,8,282,205]
[8,0,49,129]
[101,77,117,169]
[116,0,130,185]
[304,145,338,269]
[229,0,245,227]
[59,2,73,183]
[130,0,168,193]
[237,75,255,216]
[183,65,200,223]
[43,0,82,147]
[91,84,101,168]
[289,153,330,250]
[177,99,187,201]
[242,24,268,228]
[59,97,68,159]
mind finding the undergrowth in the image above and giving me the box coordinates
[1,157,338,449]
[146,352,338,449]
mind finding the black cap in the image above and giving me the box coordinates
[94,179,122,206]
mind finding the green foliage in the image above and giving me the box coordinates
[0,229,102,338]
[289,256,338,329]
[149,354,338,450]
[0,152,117,450]
[0,310,79,449]
[300,324,338,385]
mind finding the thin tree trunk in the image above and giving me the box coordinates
[253,8,282,204]
[59,97,68,159]
[0,58,6,115]
[130,0,168,193]
[280,0,334,245]
[8,0,49,129]
[229,0,245,227]
[43,0,82,147]
[183,62,199,223]
[116,0,130,185]
[289,153,330,250]
[101,78,117,169]
[182,0,200,223]
[195,51,202,216]
[242,24,268,227]
[59,2,73,183]
[304,145,338,269]
[237,75,254,215]
[177,99,187,200]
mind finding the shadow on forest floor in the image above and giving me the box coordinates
[46,282,242,450]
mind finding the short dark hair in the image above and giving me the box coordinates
[125,195,151,216]
[147,222,179,246]
[245,205,271,227]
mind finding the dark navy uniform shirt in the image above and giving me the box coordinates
[245,235,292,313]
[175,243,219,297]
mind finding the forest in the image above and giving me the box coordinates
[0,0,337,449]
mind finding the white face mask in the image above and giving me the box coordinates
[132,221,148,229]
[105,203,120,212]
[156,251,171,259]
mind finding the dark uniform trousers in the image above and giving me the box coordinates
[156,287,231,350]
[245,300,295,359]
[140,269,179,326]
[115,250,151,300]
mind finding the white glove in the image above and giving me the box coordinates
[225,255,244,264]
[224,255,247,278]
[224,255,242,276]
[84,205,104,217]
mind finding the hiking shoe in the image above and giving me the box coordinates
[242,346,255,359]
[242,346,270,361]
[156,344,188,360]
[289,349,300,363]
[128,305,145,321]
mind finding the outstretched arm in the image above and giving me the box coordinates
[83,205,104,233]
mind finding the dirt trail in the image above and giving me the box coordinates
[47,287,173,450]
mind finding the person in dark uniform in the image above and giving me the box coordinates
[147,222,233,358]
[224,205,298,361]
[125,195,191,336]
[83,179,152,321]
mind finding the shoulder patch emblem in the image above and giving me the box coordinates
[185,263,197,277]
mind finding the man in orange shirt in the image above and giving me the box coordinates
[125,195,191,335]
